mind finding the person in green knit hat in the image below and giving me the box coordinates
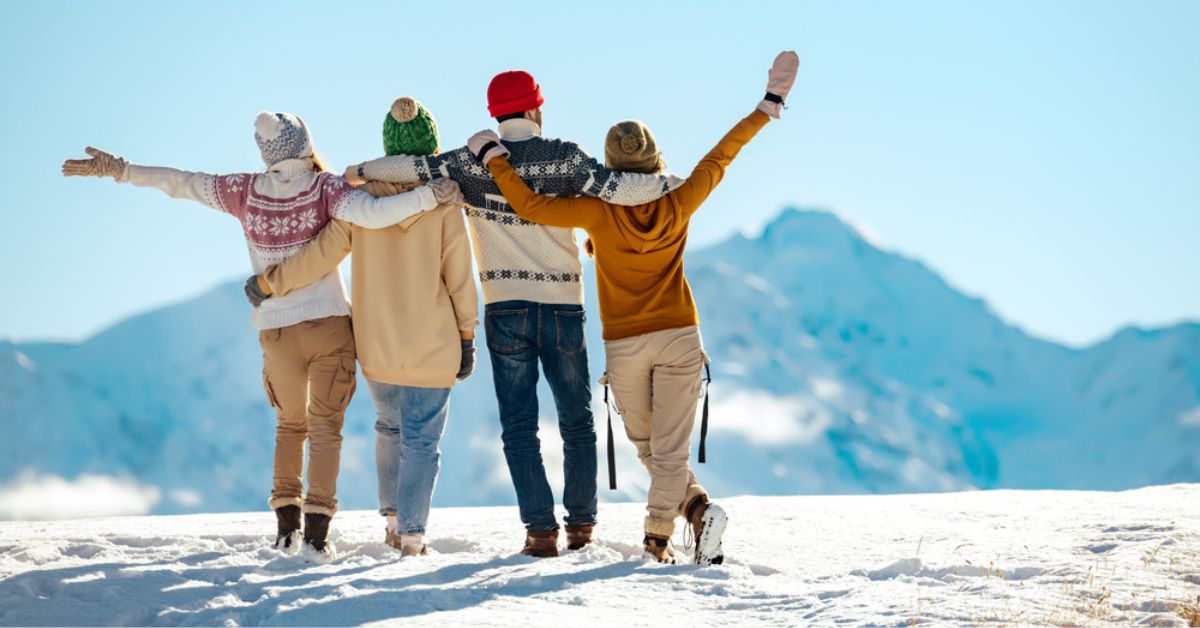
[384,96,440,156]
[251,96,478,558]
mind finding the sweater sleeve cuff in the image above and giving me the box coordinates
[416,184,438,210]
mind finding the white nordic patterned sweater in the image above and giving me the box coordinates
[121,158,437,329]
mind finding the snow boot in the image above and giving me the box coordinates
[303,512,334,562]
[522,529,559,558]
[273,505,302,553]
[565,524,593,550]
[686,495,726,566]
[400,533,428,558]
[643,534,676,564]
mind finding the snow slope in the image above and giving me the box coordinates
[1,486,1197,626]
[1,208,1198,517]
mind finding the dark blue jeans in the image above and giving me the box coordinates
[485,300,598,531]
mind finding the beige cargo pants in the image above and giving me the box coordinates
[603,325,709,538]
[259,315,357,515]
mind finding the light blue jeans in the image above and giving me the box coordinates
[368,381,451,534]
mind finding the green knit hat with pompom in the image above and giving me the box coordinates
[383,96,439,156]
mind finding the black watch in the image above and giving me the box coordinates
[357,165,366,180]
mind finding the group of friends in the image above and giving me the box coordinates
[61,51,800,566]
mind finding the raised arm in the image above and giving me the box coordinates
[672,50,799,217]
[329,175,462,229]
[257,219,354,298]
[670,110,771,217]
[468,131,605,230]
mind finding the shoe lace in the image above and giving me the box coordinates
[682,522,696,552]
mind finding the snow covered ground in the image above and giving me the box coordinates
[1,485,1197,626]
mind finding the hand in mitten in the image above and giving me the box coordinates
[62,147,128,180]
[429,178,464,206]
[245,275,271,307]
[456,338,476,381]
[343,164,367,186]
[757,51,800,119]
[467,130,510,164]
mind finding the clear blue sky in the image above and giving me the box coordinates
[2,1,1197,347]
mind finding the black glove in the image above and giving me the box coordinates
[244,275,270,307]
[456,339,476,381]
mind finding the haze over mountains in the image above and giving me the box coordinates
[2,208,1197,516]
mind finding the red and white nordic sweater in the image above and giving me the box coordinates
[121,158,437,329]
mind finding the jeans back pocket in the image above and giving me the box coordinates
[554,309,586,356]
[485,308,531,355]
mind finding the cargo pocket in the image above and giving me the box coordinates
[262,369,280,410]
[328,356,357,410]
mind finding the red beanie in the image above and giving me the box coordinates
[487,70,544,118]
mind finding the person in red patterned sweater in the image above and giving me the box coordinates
[62,111,462,562]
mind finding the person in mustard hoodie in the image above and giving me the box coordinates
[465,51,799,565]
[247,98,478,558]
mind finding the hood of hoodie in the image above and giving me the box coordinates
[607,197,690,254]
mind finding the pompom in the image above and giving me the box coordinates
[254,112,282,140]
[391,97,419,123]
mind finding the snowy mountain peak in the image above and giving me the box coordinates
[762,207,873,245]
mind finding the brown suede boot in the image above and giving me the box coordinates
[303,512,333,556]
[643,534,676,564]
[565,524,593,551]
[522,529,559,558]
[685,494,726,566]
[686,494,710,541]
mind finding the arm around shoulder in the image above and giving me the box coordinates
[261,219,354,297]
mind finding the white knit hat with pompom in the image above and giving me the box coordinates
[253,112,314,167]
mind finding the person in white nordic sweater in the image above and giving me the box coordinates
[61,112,462,561]
[342,71,681,557]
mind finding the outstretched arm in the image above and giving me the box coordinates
[62,147,238,214]
[468,131,605,230]
[257,219,353,297]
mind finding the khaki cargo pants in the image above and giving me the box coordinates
[260,315,357,515]
[603,325,709,538]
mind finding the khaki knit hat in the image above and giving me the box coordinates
[604,120,665,174]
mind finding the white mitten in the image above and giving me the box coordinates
[62,146,128,180]
[467,130,510,163]
[757,51,800,119]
